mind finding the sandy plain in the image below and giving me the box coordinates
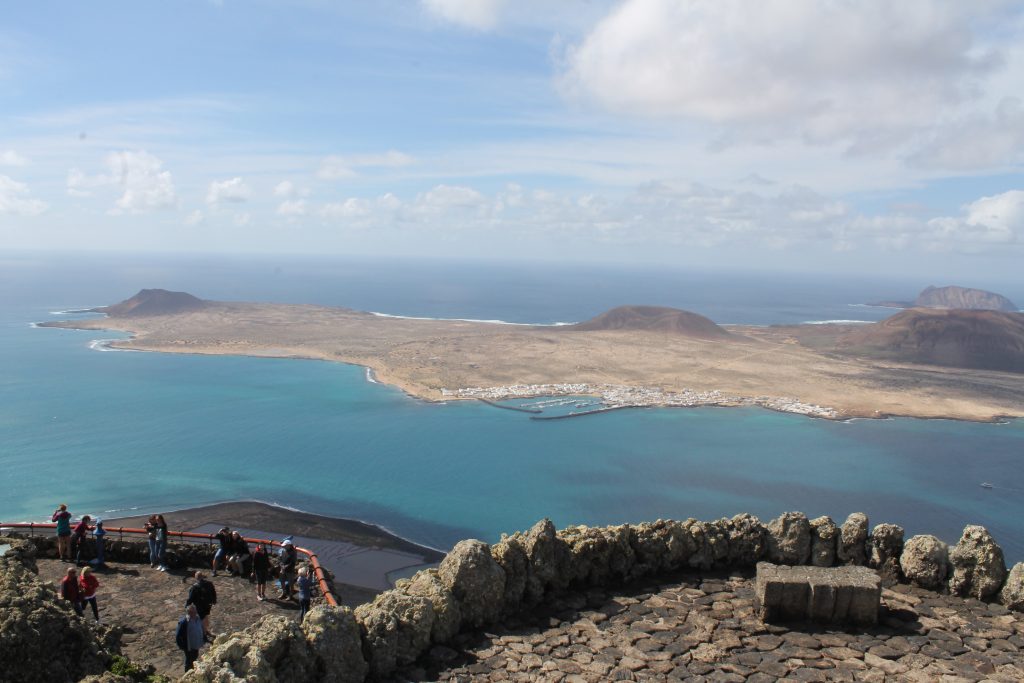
[44,301,1024,422]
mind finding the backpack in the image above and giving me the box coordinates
[175,617,188,651]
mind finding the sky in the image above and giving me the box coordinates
[1,0,1023,279]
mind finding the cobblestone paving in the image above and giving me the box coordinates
[392,570,1024,683]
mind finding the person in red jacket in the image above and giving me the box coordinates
[78,566,100,621]
[72,515,91,565]
[60,566,83,617]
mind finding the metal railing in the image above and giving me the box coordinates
[0,521,338,607]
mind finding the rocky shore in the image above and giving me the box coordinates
[3,510,1024,682]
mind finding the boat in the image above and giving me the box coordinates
[980,482,994,489]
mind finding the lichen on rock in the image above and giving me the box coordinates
[838,512,870,566]
[900,534,950,591]
[766,512,810,565]
[809,516,838,567]
[948,525,1007,600]
[869,523,904,586]
[354,590,435,678]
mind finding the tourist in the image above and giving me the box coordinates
[251,542,271,601]
[51,504,72,561]
[91,519,107,567]
[145,515,159,568]
[78,566,100,621]
[227,531,250,576]
[211,526,231,576]
[60,566,83,616]
[185,571,217,640]
[176,603,205,672]
[154,514,169,571]
[296,566,312,621]
[277,537,297,600]
[72,514,91,565]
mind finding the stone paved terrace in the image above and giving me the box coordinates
[387,569,1024,683]
[34,556,333,678]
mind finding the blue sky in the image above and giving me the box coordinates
[2,0,1023,279]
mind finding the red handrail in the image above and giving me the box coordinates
[0,521,338,607]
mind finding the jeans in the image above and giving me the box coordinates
[299,598,310,621]
[83,596,99,620]
[155,538,166,565]
[74,537,88,564]
[70,600,84,617]
[185,649,199,671]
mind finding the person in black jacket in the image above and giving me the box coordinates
[277,538,298,600]
[185,571,217,640]
[227,531,250,576]
[211,527,231,576]
[251,543,271,601]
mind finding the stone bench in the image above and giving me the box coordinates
[755,561,881,625]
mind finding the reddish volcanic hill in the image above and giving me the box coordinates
[564,305,732,339]
[839,308,1024,373]
[99,289,208,317]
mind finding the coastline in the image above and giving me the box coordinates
[36,303,1024,424]
[103,500,445,600]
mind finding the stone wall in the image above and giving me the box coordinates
[0,538,116,683]
[177,511,1024,682]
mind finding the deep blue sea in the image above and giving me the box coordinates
[2,253,1022,560]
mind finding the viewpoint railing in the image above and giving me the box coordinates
[0,521,338,607]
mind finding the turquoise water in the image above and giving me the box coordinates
[1,255,1023,559]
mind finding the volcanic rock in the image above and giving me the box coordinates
[766,512,811,565]
[900,535,950,591]
[948,525,1007,600]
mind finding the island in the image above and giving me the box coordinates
[869,284,1019,312]
[38,289,1024,423]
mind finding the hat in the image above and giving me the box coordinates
[282,538,293,546]
[94,519,103,526]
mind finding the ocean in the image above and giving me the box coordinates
[1,253,1022,560]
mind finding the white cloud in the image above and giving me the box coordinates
[560,0,1008,151]
[0,150,27,166]
[67,150,177,213]
[908,97,1024,170]
[421,0,506,30]
[317,150,415,180]
[310,180,1024,256]
[0,174,46,215]
[184,210,204,226]
[276,199,307,217]
[206,177,251,205]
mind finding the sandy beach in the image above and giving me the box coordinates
[41,300,1024,422]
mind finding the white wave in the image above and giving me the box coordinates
[49,307,100,315]
[88,339,139,352]
[365,367,380,384]
[801,319,874,325]
[369,311,575,327]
